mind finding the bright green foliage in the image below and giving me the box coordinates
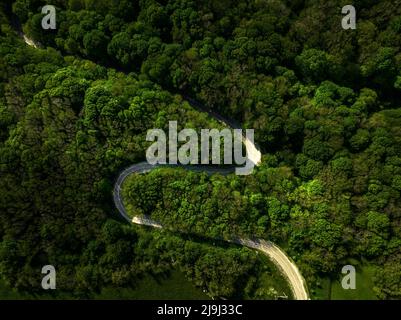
[0,0,400,300]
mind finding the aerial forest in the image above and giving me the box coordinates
[0,0,400,299]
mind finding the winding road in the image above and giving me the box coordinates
[18,28,309,300]
[112,103,309,300]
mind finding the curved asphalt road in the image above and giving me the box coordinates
[19,30,309,300]
[112,109,309,300]
[114,163,309,300]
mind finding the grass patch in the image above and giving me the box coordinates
[312,261,377,300]
[95,270,209,300]
[330,265,377,300]
[0,279,71,300]
[0,270,208,300]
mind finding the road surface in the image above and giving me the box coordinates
[112,129,308,300]
[19,30,309,300]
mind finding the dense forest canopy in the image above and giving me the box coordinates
[0,0,400,299]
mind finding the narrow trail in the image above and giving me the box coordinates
[17,28,309,300]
